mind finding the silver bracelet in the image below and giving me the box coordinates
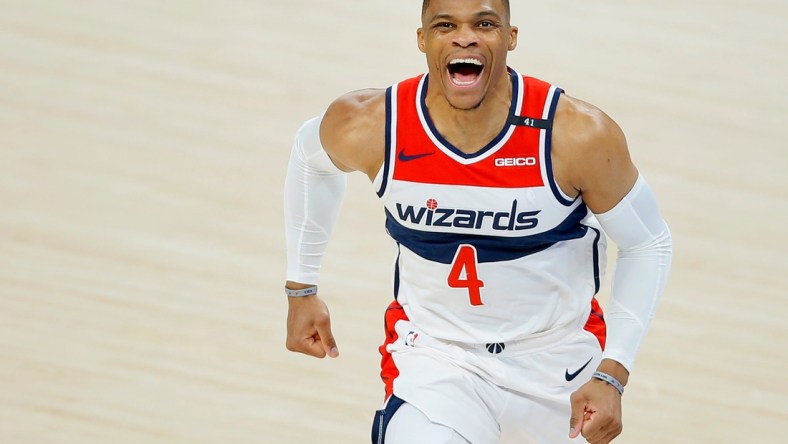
[284,285,318,297]
[592,371,625,395]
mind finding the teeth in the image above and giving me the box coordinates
[451,78,476,86]
[449,58,483,66]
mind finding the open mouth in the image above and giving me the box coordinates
[447,58,484,87]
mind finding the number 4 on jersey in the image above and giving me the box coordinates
[448,244,485,306]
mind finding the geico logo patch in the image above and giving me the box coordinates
[494,157,537,167]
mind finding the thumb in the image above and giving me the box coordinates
[315,316,339,358]
[568,392,587,439]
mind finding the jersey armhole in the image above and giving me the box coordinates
[376,84,397,199]
[542,87,578,206]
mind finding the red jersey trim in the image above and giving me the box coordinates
[389,70,555,189]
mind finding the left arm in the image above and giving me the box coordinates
[552,94,673,443]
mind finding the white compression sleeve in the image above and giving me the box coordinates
[594,175,673,372]
[284,116,347,284]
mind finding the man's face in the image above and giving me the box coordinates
[418,0,517,110]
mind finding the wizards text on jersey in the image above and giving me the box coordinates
[395,200,540,231]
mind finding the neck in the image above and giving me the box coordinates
[424,72,513,155]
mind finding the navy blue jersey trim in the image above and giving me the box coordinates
[376,86,394,198]
[419,71,518,160]
[544,88,576,206]
[589,226,602,293]
[385,204,589,264]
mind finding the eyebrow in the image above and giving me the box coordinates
[428,10,502,23]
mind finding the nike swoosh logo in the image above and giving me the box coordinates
[398,148,435,162]
[565,357,593,382]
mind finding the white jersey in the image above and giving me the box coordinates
[373,70,607,344]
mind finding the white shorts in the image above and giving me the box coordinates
[373,300,605,444]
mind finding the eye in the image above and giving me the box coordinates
[478,20,497,28]
[433,22,454,30]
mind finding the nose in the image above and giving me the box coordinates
[452,24,479,48]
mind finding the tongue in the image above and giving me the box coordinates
[454,72,478,83]
[452,65,480,83]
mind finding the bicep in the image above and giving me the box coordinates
[319,104,359,173]
[319,92,386,178]
[575,111,639,214]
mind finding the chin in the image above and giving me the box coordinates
[444,90,485,111]
[448,99,483,111]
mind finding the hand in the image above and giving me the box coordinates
[285,293,339,359]
[568,360,627,443]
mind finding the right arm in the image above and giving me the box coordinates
[283,89,386,358]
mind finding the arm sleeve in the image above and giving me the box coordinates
[284,116,347,285]
[593,175,673,372]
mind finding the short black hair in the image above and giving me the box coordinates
[421,0,511,21]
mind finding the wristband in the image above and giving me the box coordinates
[592,371,625,395]
[285,285,318,297]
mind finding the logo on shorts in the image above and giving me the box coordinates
[565,357,594,381]
[405,331,419,347]
[486,342,506,354]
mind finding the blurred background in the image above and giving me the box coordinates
[1,0,786,442]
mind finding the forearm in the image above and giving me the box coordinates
[284,116,347,285]
[594,175,673,374]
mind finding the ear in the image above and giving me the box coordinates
[508,26,518,51]
[417,28,426,53]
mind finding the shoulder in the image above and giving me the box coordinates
[553,94,626,157]
[324,88,387,126]
[552,94,638,212]
[320,89,387,176]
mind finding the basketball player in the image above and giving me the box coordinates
[283,0,672,443]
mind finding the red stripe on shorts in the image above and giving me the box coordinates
[584,297,607,350]
[379,300,409,400]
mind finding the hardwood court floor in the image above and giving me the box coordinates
[1,1,786,443]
